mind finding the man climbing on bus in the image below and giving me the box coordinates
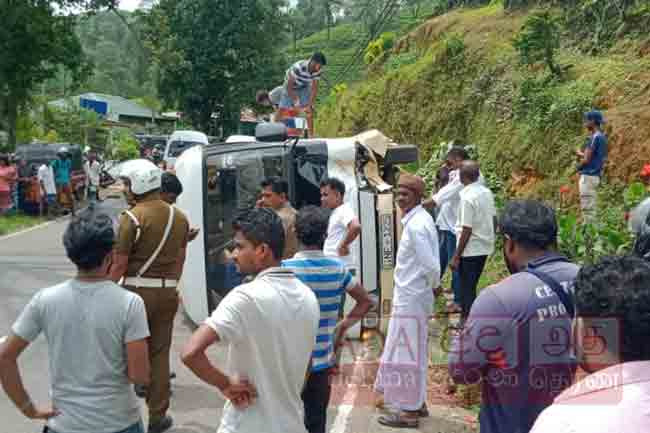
[278,52,327,138]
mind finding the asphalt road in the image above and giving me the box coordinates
[0,198,470,433]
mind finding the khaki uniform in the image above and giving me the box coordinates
[115,194,189,424]
[276,202,298,259]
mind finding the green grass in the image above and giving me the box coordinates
[0,213,46,236]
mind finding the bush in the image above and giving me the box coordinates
[364,32,397,65]
[513,10,562,76]
[113,129,140,162]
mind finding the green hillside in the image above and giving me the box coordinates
[307,2,650,280]
[287,4,444,101]
[316,3,650,200]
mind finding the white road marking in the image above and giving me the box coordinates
[329,345,370,433]
[0,220,57,241]
[329,404,354,433]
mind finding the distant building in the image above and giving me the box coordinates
[49,93,175,128]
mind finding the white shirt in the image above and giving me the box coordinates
[432,169,485,232]
[85,160,101,187]
[323,202,357,266]
[37,164,56,195]
[456,181,496,257]
[393,205,440,307]
[531,361,650,433]
[205,267,319,433]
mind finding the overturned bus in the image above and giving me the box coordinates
[174,123,418,338]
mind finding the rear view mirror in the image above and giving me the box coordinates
[255,122,288,142]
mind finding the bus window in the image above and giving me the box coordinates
[292,145,327,209]
[204,148,285,305]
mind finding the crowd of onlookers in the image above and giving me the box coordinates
[0,148,102,218]
[2,105,649,433]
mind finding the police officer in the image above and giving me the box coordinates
[109,159,190,433]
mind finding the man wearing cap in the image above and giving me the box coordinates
[375,173,440,429]
[576,110,608,223]
[109,159,190,433]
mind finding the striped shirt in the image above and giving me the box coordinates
[285,60,321,90]
[282,250,355,372]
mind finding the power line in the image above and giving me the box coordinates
[330,0,399,87]
[332,0,398,85]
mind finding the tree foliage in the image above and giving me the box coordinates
[0,0,117,148]
[74,10,154,98]
[513,10,563,76]
[364,32,396,65]
[112,128,140,162]
[142,0,288,135]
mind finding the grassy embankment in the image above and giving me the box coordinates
[315,3,650,287]
[0,213,46,236]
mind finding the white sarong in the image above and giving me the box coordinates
[374,299,431,411]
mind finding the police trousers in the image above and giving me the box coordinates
[126,285,179,424]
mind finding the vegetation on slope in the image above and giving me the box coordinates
[318,3,650,199]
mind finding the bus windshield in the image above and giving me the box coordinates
[203,147,285,305]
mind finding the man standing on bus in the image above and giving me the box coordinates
[109,160,190,433]
[278,52,327,138]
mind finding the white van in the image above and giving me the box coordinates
[164,130,209,169]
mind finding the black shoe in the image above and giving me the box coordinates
[134,384,147,398]
[170,372,176,379]
[148,415,173,433]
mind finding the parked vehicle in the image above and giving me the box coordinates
[174,123,418,337]
[164,130,209,169]
[135,134,168,159]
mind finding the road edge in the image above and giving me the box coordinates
[0,219,58,241]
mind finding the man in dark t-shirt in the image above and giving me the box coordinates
[576,110,608,223]
[449,200,578,433]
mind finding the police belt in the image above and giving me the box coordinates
[123,276,178,288]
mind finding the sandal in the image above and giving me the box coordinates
[378,412,419,428]
[446,302,462,314]
[417,404,429,418]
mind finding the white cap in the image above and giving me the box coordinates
[119,159,162,195]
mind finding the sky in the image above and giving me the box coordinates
[117,0,141,11]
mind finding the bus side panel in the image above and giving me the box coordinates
[359,190,378,295]
[175,146,209,324]
[377,193,395,336]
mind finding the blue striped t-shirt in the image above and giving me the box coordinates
[282,250,355,372]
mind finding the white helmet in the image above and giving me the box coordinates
[119,159,162,195]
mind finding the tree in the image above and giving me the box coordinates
[142,0,288,135]
[0,0,116,148]
[113,129,140,161]
[513,10,563,76]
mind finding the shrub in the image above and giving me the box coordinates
[364,32,397,65]
[113,129,140,162]
[513,10,563,76]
